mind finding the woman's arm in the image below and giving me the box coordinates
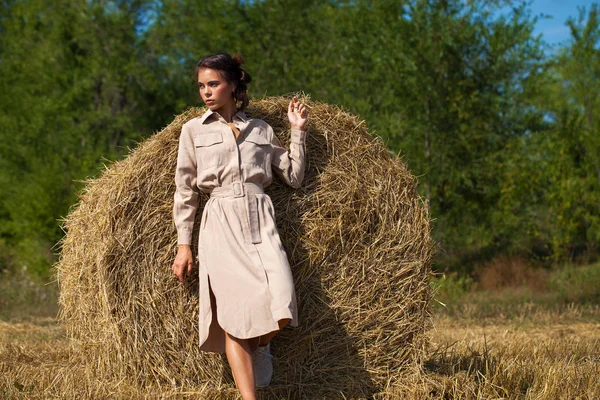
[172,123,198,283]
[270,97,308,188]
[173,123,199,245]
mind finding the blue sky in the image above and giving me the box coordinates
[528,0,597,46]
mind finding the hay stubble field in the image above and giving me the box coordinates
[2,291,599,399]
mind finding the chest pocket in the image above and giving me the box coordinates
[242,131,271,169]
[194,131,223,169]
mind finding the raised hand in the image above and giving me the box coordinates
[288,96,308,130]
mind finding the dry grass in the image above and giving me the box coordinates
[54,96,434,398]
[475,255,551,292]
[393,309,600,399]
[0,267,58,321]
[2,304,599,399]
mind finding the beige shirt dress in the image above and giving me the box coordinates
[173,108,306,353]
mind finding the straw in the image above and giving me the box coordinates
[56,96,434,398]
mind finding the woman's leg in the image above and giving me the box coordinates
[224,332,256,400]
[260,318,290,345]
[249,318,291,352]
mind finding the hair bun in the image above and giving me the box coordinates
[232,53,244,67]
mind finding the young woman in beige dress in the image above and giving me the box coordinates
[171,53,307,400]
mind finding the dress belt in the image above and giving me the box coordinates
[210,182,264,244]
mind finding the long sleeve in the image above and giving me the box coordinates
[270,126,306,188]
[173,123,199,245]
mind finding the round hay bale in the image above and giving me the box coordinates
[56,96,434,398]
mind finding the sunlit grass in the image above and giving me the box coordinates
[1,262,600,398]
[432,261,600,319]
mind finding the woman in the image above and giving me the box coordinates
[171,53,307,400]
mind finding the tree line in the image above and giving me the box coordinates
[1,0,599,277]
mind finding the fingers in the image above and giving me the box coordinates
[172,253,194,284]
[294,104,308,121]
[172,262,185,283]
[289,97,301,110]
[297,104,307,117]
[289,97,308,117]
[186,259,193,278]
[171,263,181,283]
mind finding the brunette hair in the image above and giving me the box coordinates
[196,53,253,110]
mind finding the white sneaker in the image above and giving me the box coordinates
[252,342,273,387]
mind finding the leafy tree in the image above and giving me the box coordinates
[322,0,546,270]
[500,4,600,262]
[0,0,161,276]
[2,0,599,278]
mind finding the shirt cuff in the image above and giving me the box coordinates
[177,228,193,246]
[290,128,306,145]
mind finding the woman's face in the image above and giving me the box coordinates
[197,68,236,111]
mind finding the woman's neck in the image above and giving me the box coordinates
[216,101,238,123]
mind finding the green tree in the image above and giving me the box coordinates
[327,1,546,270]
[0,0,162,276]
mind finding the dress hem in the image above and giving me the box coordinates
[199,312,297,354]
[215,310,296,341]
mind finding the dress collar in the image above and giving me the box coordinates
[199,108,249,124]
